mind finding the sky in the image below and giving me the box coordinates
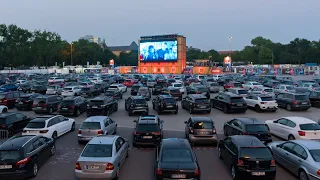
[0,0,319,51]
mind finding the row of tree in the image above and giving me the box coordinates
[1,24,320,68]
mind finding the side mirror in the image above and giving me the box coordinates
[273,120,278,123]
[184,121,187,124]
[133,120,137,122]
[276,144,281,148]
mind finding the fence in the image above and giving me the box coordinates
[0,130,9,144]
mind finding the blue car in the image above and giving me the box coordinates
[0,84,18,92]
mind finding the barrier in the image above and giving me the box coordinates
[0,130,9,144]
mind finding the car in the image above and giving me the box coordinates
[57,96,87,116]
[275,92,311,111]
[77,116,117,143]
[181,94,211,114]
[79,81,94,87]
[308,90,320,108]
[162,87,182,100]
[208,82,220,93]
[152,84,166,95]
[223,117,272,144]
[154,138,201,180]
[265,116,320,140]
[184,116,217,146]
[185,78,198,86]
[0,112,32,135]
[147,78,156,87]
[0,91,21,109]
[109,83,127,93]
[88,77,103,84]
[61,86,82,96]
[131,84,143,96]
[223,81,242,89]
[299,82,319,91]
[133,115,163,146]
[0,135,55,179]
[170,82,185,93]
[186,82,202,94]
[125,96,149,116]
[46,85,62,95]
[94,82,110,93]
[0,83,18,92]
[218,135,276,180]
[152,95,178,114]
[227,88,248,97]
[193,86,210,99]
[48,77,64,83]
[17,83,32,93]
[32,95,63,114]
[0,105,8,113]
[104,89,123,100]
[244,95,278,112]
[22,115,75,139]
[212,92,247,113]
[15,93,40,111]
[80,86,100,98]
[242,81,263,90]
[30,85,47,94]
[267,140,320,180]
[274,84,295,94]
[137,86,151,101]
[87,97,118,117]
[123,79,135,87]
[249,86,275,97]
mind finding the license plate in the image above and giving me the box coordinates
[0,165,12,169]
[237,104,243,106]
[18,88,22,90]
[82,93,86,95]
[143,136,153,139]
[172,174,186,178]
[37,107,42,109]
[92,106,98,108]
[199,132,209,135]
[302,102,307,104]
[19,102,23,104]
[87,165,99,170]
[62,108,68,110]
[252,172,265,176]
[200,106,206,108]
[167,105,173,108]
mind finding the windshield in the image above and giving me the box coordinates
[286,86,294,90]
[80,83,88,86]
[252,82,261,85]
[136,124,159,132]
[63,88,72,91]
[295,95,308,100]
[198,87,208,92]
[33,98,46,104]
[139,88,148,92]
[246,124,268,132]
[169,89,180,93]
[132,86,141,90]
[148,79,155,82]
[230,97,244,103]
[238,90,248,95]
[60,100,75,106]
[0,150,22,161]
[81,144,112,157]
[310,150,320,162]
[234,83,241,87]
[260,97,274,101]
[18,96,31,101]
[133,99,146,104]
[163,98,176,103]
[240,148,272,159]
[264,89,273,92]
[81,87,90,91]
[193,121,213,129]
[26,122,46,128]
[195,98,209,103]
[161,149,193,163]
[47,86,56,90]
[210,83,218,86]
[80,122,101,129]
[299,123,320,131]
[105,91,115,96]
[173,84,182,87]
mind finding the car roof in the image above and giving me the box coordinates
[0,112,18,117]
[260,87,273,89]
[283,117,316,124]
[235,117,263,125]
[0,135,37,150]
[132,96,145,99]
[222,92,242,97]
[161,138,190,149]
[30,115,57,122]
[229,88,245,91]
[190,116,213,122]
[83,116,107,122]
[189,94,207,98]
[90,96,105,101]
[63,97,77,100]
[88,135,118,145]
[139,115,158,121]
[231,135,265,148]
[159,94,173,98]
[292,140,320,150]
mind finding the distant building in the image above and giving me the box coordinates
[80,35,101,44]
[107,41,138,56]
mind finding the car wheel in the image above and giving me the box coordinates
[207,109,211,113]
[286,104,292,111]
[128,111,132,116]
[223,127,228,136]
[75,109,80,117]
[2,108,7,113]
[50,145,56,156]
[223,104,229,114]
[113,126,117,134]
[231,165,239,180]
[49,107,53,114]
[299,169,308,180]
[288,135,295,140]
[70,122,75,132]
[218,147,223,159]
[115,104,118,112]
[175,110,178,114]
[152,103,155,110]
[52,131,58,140]
[255,105,261,112]
[105,109,109,116]
[126,149,129,158]
[189,107,193,114]
[31,162,38,177]
[113,166,120,180]
[157,109,162,115]
[120,95,123,99]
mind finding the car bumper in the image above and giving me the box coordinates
[75,169,116,180]
[130,108,148,113]
[15,104,30,109]
[229,107,247,112]
[22,132,51,138]
[259,105,278,111]
[46,91,57,95]
[189,134,218,144]
[78,136,95,142]
[237,167,276,179]
[33,108,49,113]
[58,110,74,115]
[62,92,74,96]
[193,107,211,111]
[133,138,161,145]
[292,104,311,110]
[0,170,29,179]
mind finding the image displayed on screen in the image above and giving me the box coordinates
[139,40,177,62]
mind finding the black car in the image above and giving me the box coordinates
[152,84,166,95]
[162,87,182,100]
[94,83,109,93]
[275,92,311,111]
[86,96,118,117]
[125,96,149,116]
[218,135,276,180]
[0,135,55,179]
[80,86,100,97]
[181,94,211,114]
[131,84,143,96]
[32,95,63,114]
[223,117,272,144]
[15,93,40,111]
[133,115,163,146]
[30,85,47,94]
[212,92,247,113]
[152,95,178,114]
[309,90,320,108]
[104,89,123,100]
[0,112,32,135]
[17,84,32,93]
[154,138,201,180]
[194,86,210,99]
[58,96,87,116]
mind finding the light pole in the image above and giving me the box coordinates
[228,36,232,56]
[70,43,73,66]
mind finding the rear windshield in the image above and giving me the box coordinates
[33,98,47,104]
[193,121,213,129]
[133,99,146,104]
[19,96,31,100]
[210,83,219,86]
[170,89,180,93]
[189,79,197,82]
[173,84,182,87]
[33,85,43,89]
[0,117,7,124]
[238,90,248,95]
[246,124,268,132]
[47,86,56,89]
[110,86,118,89]
[0,150,22,161]
[252,82,261,85]
[195,98,209,103]
[64,88,72,91]
[198,87,208,92]
[312,84,320,87]
[125,79,132,82]
[299,123,320,131]
[161,149,193,163]
[163,98,176,103]
[26,122,46,128]
[80,122,101,129]
[81,144,112,157]
[60,100,75,106]
[264,89,273,92]
[90,100,104,105]
[80,83,88,86]
[139,88,148,92]
[136,124,159,132]
[240,148,272,159]
[286,86,294,90]
[148,79,155,82]
[230,97,243,102]
[234,83,241,87]
[81,87,90,91]
[295,95,308,100]
[105,91,115,96]
[132,86,140,90]
[260,97,274,101]
[310,150,320,162]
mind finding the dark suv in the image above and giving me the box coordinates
[58,96,87,116]
[162,87,182,100]
[131,84,143,96]
[80,86,100,97]
[223,117,272,144]
[152,84,166,95]
[309,90,320,108]
[133,115,163,146]
[194,86,210,99]
[152,95,178,114]
[0,91,21,109]
[17,83,32,93]
[0,135,55,179]
[86,96,118,117]
[32,95,63,114]
[0,112,32,135]
[218,135,276,180]
[212,92,247,113]
[275,92,311,111]
[181,94,211,114]
[125,96,149,116]
[15,93,40,111]
[30,85,47,94]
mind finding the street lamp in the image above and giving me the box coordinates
[228,36,232,56]
[70,43,73,66]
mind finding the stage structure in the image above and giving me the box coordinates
[138,34,186,74]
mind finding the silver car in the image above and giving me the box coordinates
[78,116,117,143]
[250,87,275,97]
[209,82,220,93]
[146,78,156,87]
[75,135,129,180]
[137,87,151,101]
[274,84,295,94]
[268,140,320,180]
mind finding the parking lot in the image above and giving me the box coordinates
[6,88,319,180]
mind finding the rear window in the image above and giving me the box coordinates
[33,98,47,104]
[238,90,248,95]
[234,83,241,87]
[264,89,273,92]
[63,88,72,91]
[80,83,88,86]
[81,144,112,157]
[299,123,320,131]
[286,86,294,90]
[105,91,115,96]
[133,99,146,104]
[139,88,148,92]
[230,97,243,102]
[148,79,155,82]
[193,121,213,129]
[137,124,159,132]
[90,100,104,105]
[33,85,43,89]
[240,148,272,159]
[132,86,141,90]
[19,96,31,101]
[81,87,90,91]
[26,122,46,128]
[310,150,320,162]
[110,86,118,89]
[80,122,101,129]
[198,87,208,92]
[47,86,55,89]
[0,117,7,124]
[294,95,308,100]
[161,149,193,163]
[210,83,219,86]
[189,79,197,82]
[246,124,268,132]
[0,150,22,161]
[252,82,261,85]
[260,97,274,101]
[163,98,176,103]
[195,98,209,103]
[60,100,75,106]
[312,84,320,87]
[169,89,180,93]
[173,84,182,87]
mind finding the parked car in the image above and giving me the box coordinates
[162,87,182,100]
[86,97,118,117]
[109,84,127,93]
[309,90,320,108]
[249,87,275,97]
[104,89,123,100]
[137,86,151,101]
[58,96,87,116]
[242,81,263,90]
[15,93,40,110]
[131,84,143,96]
[275,92,311,111]
[123,79,135,87]
[17,83,32,93]
[125,96,149,116]
[212,92,247,113]
[208,82,220,93]
[32,95,63,114]
[0,83,18,92]
[0,91,21,109]
[147,78,156,87]
[152,94,178,114]
[274,84,295,94]
[181,94,211,114]
[152,84,166,95]
[0,112,32,135]
[48,77,64,83]
[223,81,242,89]
[227,88,248,97]
[80,86,100,98]
[31,85,47,94]
[46,85,62,95]
[94,82,109,93]
[133,115,163,146]
[61,86,82,96]
[244,95,278,112]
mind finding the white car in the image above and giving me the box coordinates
[109,84,127,93]
[174,76,183,83]
[0,105,8,113]
[22,115,75,139]
[265,116,320,140]
[46,85,62,95]
[170,82,185,93]
[244,95,278,112]
[61,86,82,96]
[242,81,264,90]
[89,77,103,84]
[48,77,64,83]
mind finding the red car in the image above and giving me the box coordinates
[123,79,135,87]
[0,91,21,109]
[224,81,242,89]
[185,78,198,86]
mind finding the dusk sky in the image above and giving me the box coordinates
[1,0,319,51]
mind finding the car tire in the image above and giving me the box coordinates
[286,104,292,111]
[74,109,80,117]
[224,127,228,136]
[223,104,229,114]
[207,109,211,113]
[115,104,118,112]
[70,122,75,132]
[31,162,38,177]
[52,131,57,140]
[299,169,308,180]
[125,149,129,158]
[175,110,178,114]
[50,145,56,156]
[255,105,261,112]
[189,107,193,114]
[2,108,8,113]
[158,109,162,115]
[288,135,295,140]
[128,111,132,116]
[218,147,223,159]
[231,165,239,180]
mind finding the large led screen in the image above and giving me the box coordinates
[139,40,177,62]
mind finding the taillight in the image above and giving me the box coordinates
[16,157,31,166]
[317,170,320,176]
[292,100,298,104]
[15,100,19,103]
[298,131,306,136]
[97,130,103,135]
[3,99,7,102]
[194,168,200,176]
[285,90,288,92]
[106,163,114,170]
[237,159,244,166]
[39,130,49,133]
[212,128,216,134]
[134,131,140,135]
[261,90,265,93]
[260,102,266,104]
[242,132,248,135]
[189,128,194,134]
[156,168,162,175]
[1,124,6,128]
[32,104,36,107]
[75,162,81,170]
[58,105,61,109]
[270,159,276,167]
[69,105,75,109]
[78,130,81,134]
[152,132,161,136]
[41,103,46,107]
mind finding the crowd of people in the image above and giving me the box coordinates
[140,41,177,61]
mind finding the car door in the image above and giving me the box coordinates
[108,118,116,134]
[225,120,235,136]
[244,95,253,107]
[58,116,70,134]
[30,137,48,166]
[222,138,236,166]
[15,113,29,131]
[289,144,308,174]
[275,93,285,107]
[117,137,126,165]
[275,118,290,139]
[104,119,111,135]
[273,142,296,172]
